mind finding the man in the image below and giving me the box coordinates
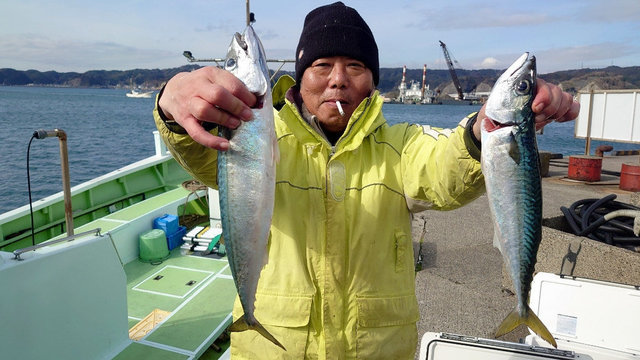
[154,2,579,359]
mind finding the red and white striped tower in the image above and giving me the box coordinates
[421,64,427,100]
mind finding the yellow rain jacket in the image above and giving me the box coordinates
[154,76,485,359]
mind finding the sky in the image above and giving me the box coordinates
[1,0,639,75]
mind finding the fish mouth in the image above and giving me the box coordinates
[252,93,265,109]
[234,32,248,51]
[508,53,535,76]
[509,53,537,92]
[483,117,514,132]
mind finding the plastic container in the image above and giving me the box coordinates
[139,229,170,263]
[166,225,187,250]
[153,214,179,236]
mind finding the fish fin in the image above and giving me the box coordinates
[229,314,286,351]
[495,305,557,348]
[492,231,502,253]
[272,135,280,165]
[508,132,521,164]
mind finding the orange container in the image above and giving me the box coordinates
[619,163,640,192]
[567,155,602,182]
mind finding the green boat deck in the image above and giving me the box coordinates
[117,250,235,359]
[0,185,236,360]
[111,187,236,359]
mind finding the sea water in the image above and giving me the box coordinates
[0,86,637,214]
[0,86,156,214]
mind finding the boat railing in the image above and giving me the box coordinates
[12,228,101,260]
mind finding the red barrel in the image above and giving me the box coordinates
[568,155,603,182]
[620,163,640,192]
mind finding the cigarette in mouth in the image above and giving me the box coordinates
[336,101,345,116]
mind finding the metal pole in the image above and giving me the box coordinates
[584,85,595,156]
[246,0,250,26]
[57,130,74,236]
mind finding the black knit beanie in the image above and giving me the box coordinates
[295,2,379,86]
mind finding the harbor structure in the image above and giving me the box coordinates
[397,64,436,104]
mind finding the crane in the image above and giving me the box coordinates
[439,41,464,101]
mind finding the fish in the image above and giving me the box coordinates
[480,52,557,348]
[217,24,283,350]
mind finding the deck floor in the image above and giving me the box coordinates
[116,249,235,359]
[48,186,236,359]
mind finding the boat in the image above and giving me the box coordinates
[126,77,154,98]
[126,89,154,98]
[0,131,235,359]
[0,4,290,358]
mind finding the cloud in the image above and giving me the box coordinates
[480,57,500,68]
[462,42,640,73]
[194,20,235,33]
[576,0,640,22]
[406,5,555,31]
[0,34,175,72]
[535,42,640,72]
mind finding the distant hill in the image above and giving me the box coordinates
[0,65,201,90]
[2,65,639,97]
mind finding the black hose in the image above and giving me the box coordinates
[561,194,640,251]
[27,134,37,246]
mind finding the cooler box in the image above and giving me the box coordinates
[525,272,640,359]
[153,214,179,236]
[167,225,187,250]
[139,229,170,263]
[418,332,587,359]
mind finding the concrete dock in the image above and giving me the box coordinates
[412,154,640,356]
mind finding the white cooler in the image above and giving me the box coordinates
[419,332,587,359]
[525,272,640,359]
[418,272,640,359]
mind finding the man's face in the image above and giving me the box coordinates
[300,56,374,134]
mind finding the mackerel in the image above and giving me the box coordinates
[218,24,282,350]
[480,52,557,348]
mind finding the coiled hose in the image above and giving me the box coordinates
[561,194,640,251]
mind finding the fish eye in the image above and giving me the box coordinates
[225,58,237,70]
[516,80,531,95]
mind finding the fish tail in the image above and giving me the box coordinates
[495,305,557,348]
[229,314,286,351]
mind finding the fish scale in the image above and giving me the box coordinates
[481,52,557,348]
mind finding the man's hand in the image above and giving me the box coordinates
[473,78,580,140]
[531,78,580,130]
[158,66,257,150]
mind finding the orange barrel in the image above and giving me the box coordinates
[567,155,603,182]
[619,163,640,192]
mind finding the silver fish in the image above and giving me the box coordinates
[480,52,557,348]
[218,25,282,350]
